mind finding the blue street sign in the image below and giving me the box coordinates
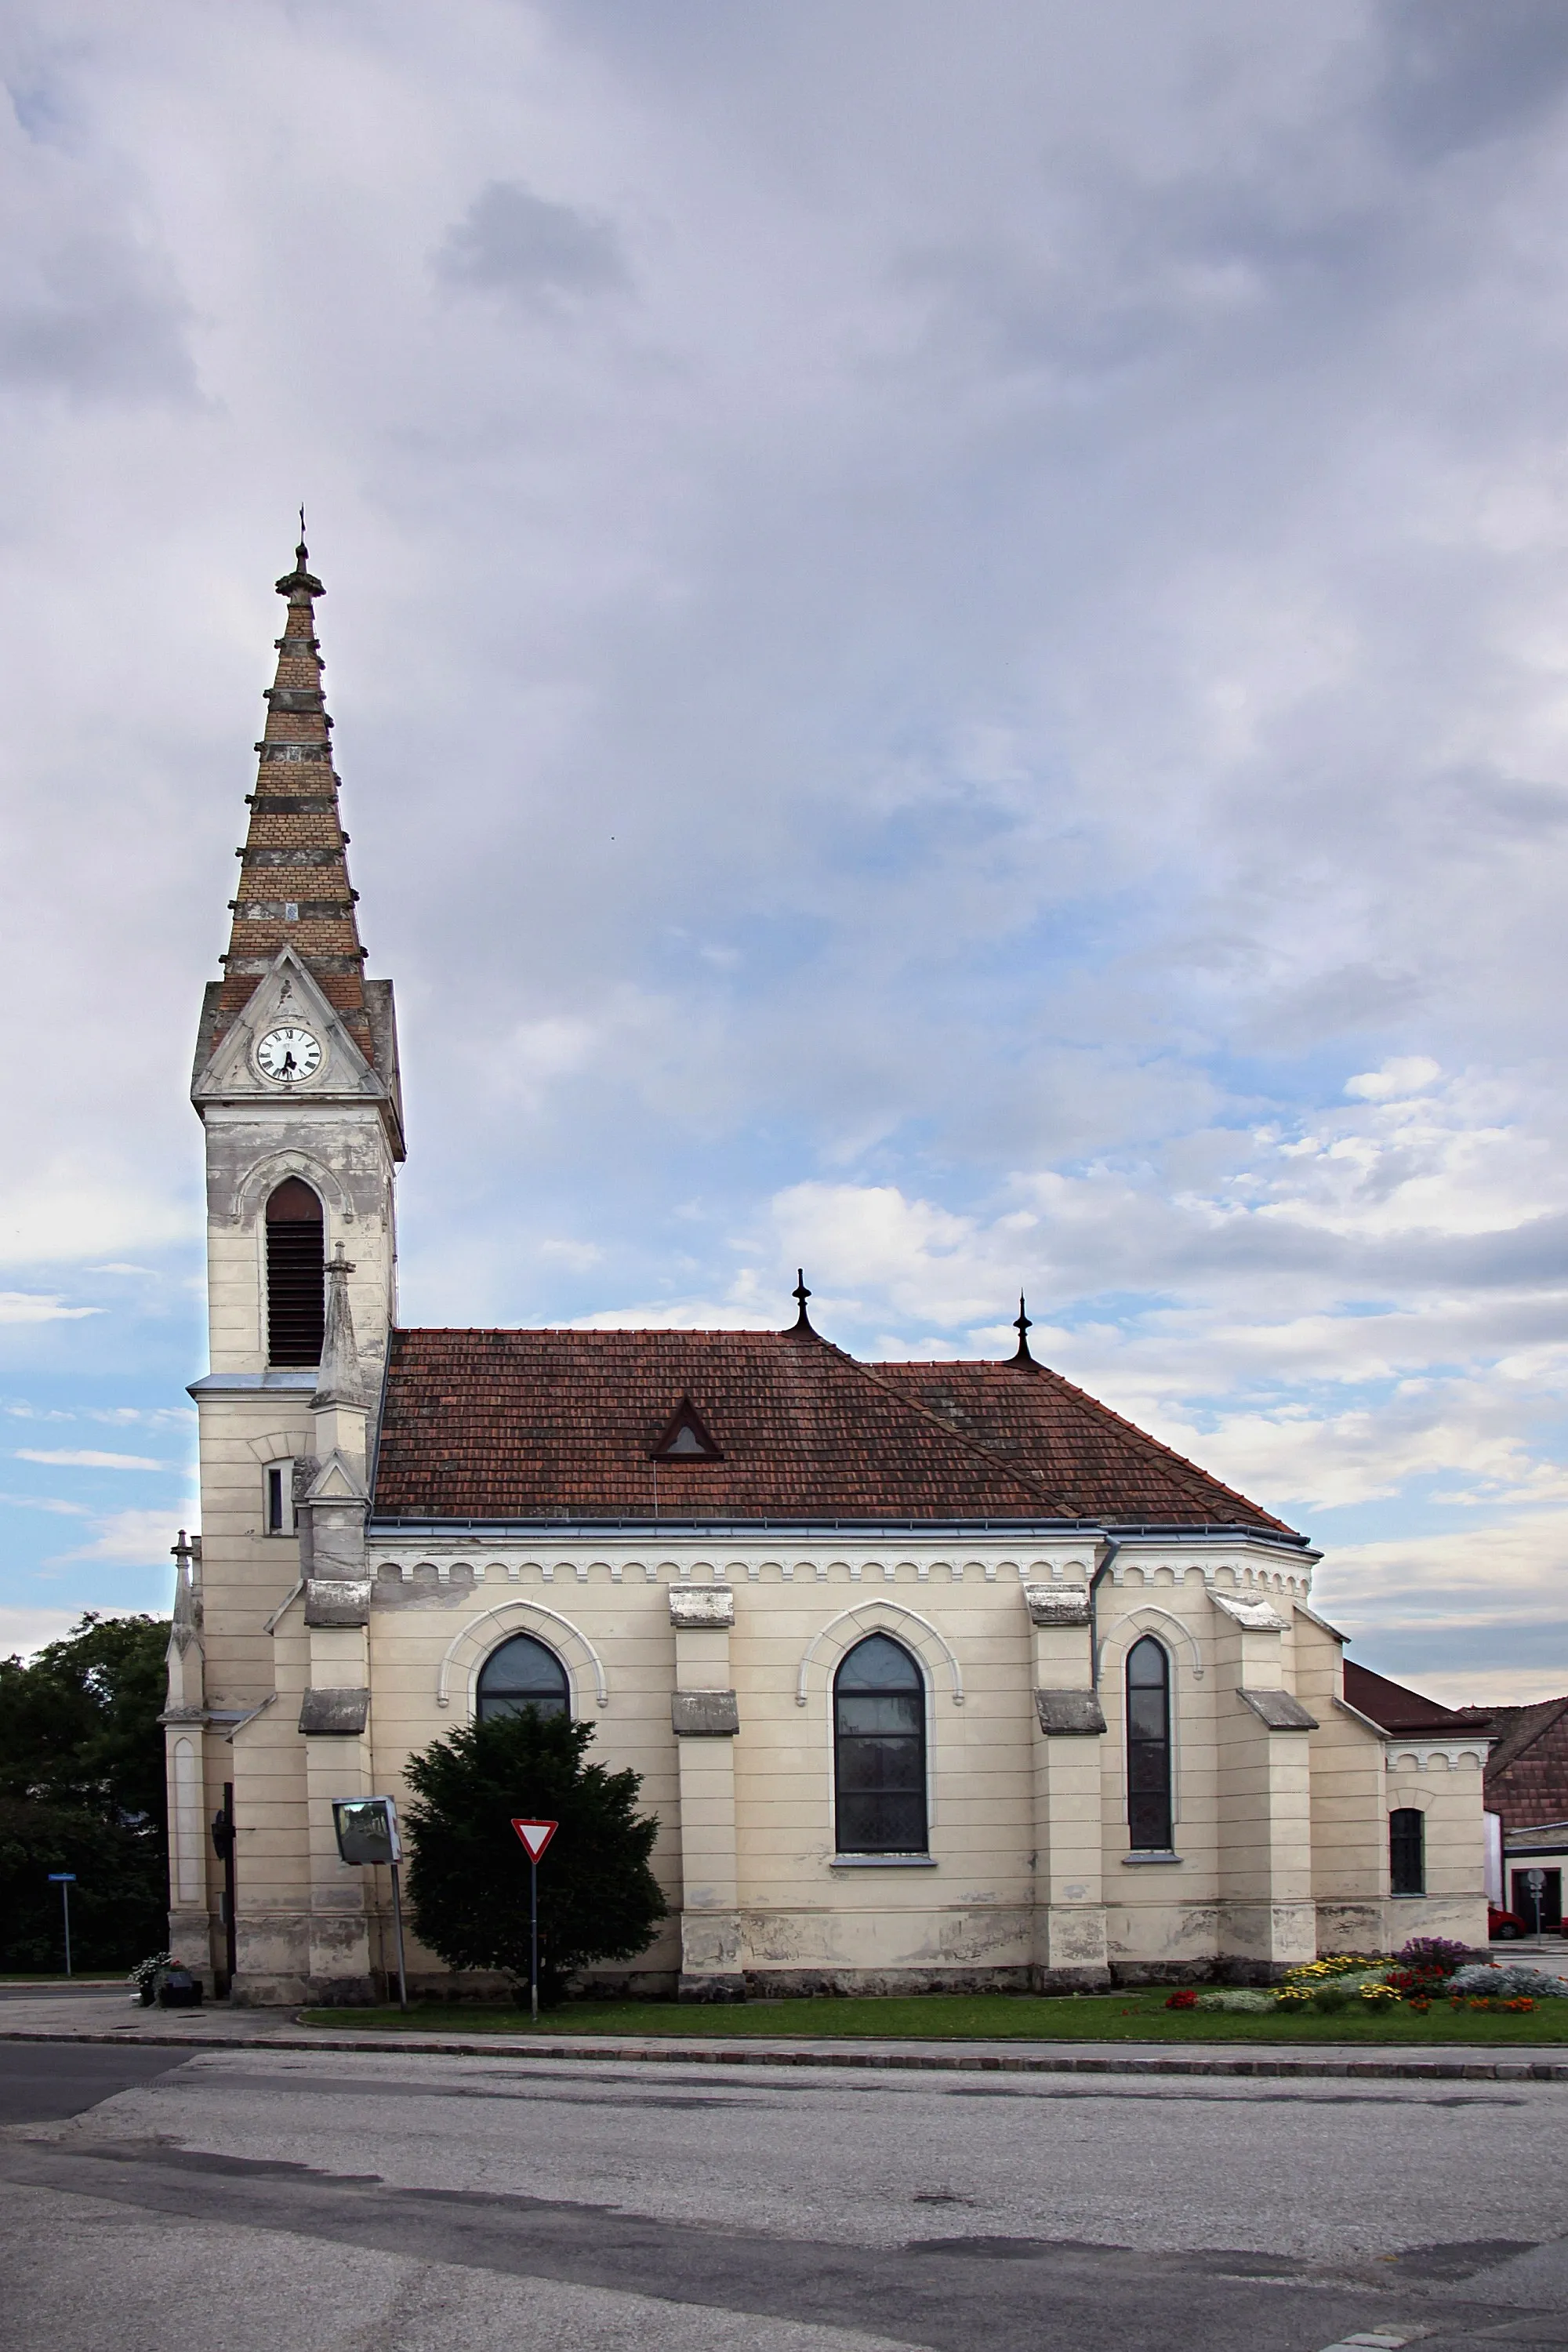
[47,1873,75,1882]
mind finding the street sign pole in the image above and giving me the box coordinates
[1526,1867,1547,1938]
[510,1820,558,2027]
[47,1875,75,1976]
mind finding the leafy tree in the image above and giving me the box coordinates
[402,1710,666,2001]
[0,1613,170,1971]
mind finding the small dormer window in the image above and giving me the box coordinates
[650,1396,723,1461]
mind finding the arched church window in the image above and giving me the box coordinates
[833,1633,927,1855]
[1126,1635,1173,1852]
[1389,1807,1425,1896]
[477,1634,570,1724]
[265,1179,325,1366]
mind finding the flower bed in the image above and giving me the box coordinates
[1164,1938,1567,2020]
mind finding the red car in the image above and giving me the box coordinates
[1490,1904,1529,1940]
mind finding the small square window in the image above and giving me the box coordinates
[265,1463,296,1536]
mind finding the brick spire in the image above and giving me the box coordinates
[211,532,376,1067]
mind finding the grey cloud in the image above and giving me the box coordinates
[1439,768,1568,842]
[1377,0,1568,161]
[0,232,196,403]
[434,181,630,303]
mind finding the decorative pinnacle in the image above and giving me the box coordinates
[1010,1292,1036,1367]
[170,1528,201,1644]
[789,1269,815,1334]
[313,1242,363,1408]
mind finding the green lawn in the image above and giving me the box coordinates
[299,1988,1568,2045]
[0,1973,126,1985]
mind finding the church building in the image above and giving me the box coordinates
[163,542,1492,2003]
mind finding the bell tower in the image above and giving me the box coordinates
[170,533,406,2002]
[191,529,404,1375]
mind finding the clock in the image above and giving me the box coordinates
[256,1026,323,1084]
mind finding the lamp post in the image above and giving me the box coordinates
[210,1785,238,1994]
[46,1874,75,1976]
[332,1798,408,2008]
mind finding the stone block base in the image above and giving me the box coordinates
[678,1971,748,2002]
[739,1965,1033,1998]
[1030,1963,1112,1993]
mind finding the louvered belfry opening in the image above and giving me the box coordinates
[266,1178,325,1365]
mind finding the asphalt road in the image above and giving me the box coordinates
[3,2040,1566,2352]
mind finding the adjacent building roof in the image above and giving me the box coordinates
[1471,1696,1568,1832]
[1341,1660,1494,1737]
[370,1326,1300,1531]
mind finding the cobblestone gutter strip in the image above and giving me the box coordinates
[2,2022,1565,2082]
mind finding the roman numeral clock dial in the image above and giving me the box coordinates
[256,1025,323,1085]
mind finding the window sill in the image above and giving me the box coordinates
[1122,1851,1184,1866]
[829,1854,938,1870]
[1389,1891,1428,1900]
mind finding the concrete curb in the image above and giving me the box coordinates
[3,2023,1566,2083]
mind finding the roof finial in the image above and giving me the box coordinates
[789,1269,815,1334]
[276,521,324,601]
[1010,1291,1036,1367]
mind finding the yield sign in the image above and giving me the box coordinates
[511,1818,557,1861]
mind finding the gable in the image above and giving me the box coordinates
[191,949,382,1106]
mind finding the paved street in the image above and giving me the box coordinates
[3,2033,1567,2352]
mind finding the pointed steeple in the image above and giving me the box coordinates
[209,531,376,1071]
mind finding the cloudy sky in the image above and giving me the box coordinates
[3,0,1567,1700]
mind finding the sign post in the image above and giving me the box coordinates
[332,1798,408,2009]
[1525,1866,1547,1939]
[46,1874,75,1977]
[510,1819,558,2024]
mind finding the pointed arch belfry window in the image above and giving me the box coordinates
[266,1178,325,1366]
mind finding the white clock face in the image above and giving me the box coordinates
[256,1026,322,1084]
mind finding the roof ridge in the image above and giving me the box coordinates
[804,1336,1074,1514]
[873,1356,1288,1534]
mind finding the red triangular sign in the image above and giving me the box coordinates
[511,1817,557,1861]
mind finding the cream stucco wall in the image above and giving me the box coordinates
[168,1517,1489,2004]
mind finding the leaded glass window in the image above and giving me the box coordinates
[834,1634,927,1855]
[1126,1635,1173,1851]
[477,1634,570,1724]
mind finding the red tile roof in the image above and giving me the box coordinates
[1475,1697,1568,1831]
[370,1327,1298,1531]
[1341,1660,1488,1737]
